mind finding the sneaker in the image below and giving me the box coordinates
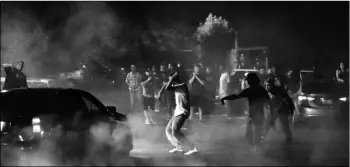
[169,147,184,153]
[184,147,199,155]
[145,120,151,125]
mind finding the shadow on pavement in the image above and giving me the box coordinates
[262,140,314,166]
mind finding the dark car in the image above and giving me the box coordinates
[0,88,133,166]
[63,60,120,91]
[293,78,349,126]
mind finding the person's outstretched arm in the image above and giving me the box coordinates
[220,89,248,105]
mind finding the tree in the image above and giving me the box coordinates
[195,13,235,66]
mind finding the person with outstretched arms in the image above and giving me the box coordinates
[2,60,28,90]
[220,73,270,151]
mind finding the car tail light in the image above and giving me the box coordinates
[32,117,42,133]
[298,95,315,101]
[339,97,348,102]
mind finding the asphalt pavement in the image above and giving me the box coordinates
[92,89,349,166]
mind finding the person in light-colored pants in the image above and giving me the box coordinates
[126,65,143,114]
[129,88,143,114]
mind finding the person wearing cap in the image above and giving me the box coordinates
[263,78,294,145]
[2,60,28,90]
[125,64,143,114]
[220,73,270,150]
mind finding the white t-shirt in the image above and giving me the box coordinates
[168,83,190,117]
[219,72,230,98]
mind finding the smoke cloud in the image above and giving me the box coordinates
[1,5,49,77]
[1,2,123,78]
[1,2,347,166]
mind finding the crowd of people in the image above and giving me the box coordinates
[124,60,348,153]
[1,59,348,154]
[124,60,301,125]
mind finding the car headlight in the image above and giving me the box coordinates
[298,95,315,101]
[339,97,348,102]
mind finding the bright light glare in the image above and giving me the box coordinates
[18,135,24,141]
[339,97,347,102]
[298,96,315,101]
[33,125,41,133]
[32,117,41,124]
[0,121,5,131]
[40,79,49,83]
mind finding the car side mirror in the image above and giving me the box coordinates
[106,106,117,115]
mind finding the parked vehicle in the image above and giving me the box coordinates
[293,78,349,127]
[0,88,133,165]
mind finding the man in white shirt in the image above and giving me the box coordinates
[125,65,143,114]
[219,68,231,118]
[156,72,198,155]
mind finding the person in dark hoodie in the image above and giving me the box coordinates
[221,73,270,149]
[263,78,295,144]
[2,60,28,90]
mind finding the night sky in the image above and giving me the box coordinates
[2,1,349,71]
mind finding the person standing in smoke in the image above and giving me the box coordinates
[2,60,28,90]
[142,68,156,124]
[220,73,270,149]
[270,65,288,91]
[259,68,268,84]
[287,67,301,94]
[188,64,206,122]
[158,72,199,155]
[165,63,177,120]
[177,62,189,84]
[263,78,295,144]
[219,67,232,119]
[125,65,143,114]
[158,64,168,113]
[152,66,162,113]
[205,67,217,103]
